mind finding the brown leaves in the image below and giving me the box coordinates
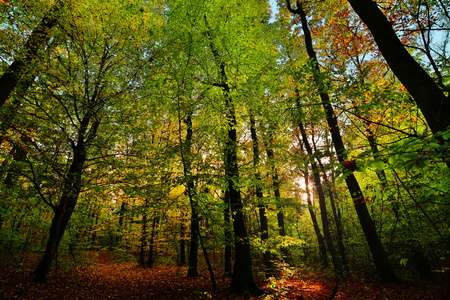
[261,271,449,299]
[0,261,231,300]
[1,259,449,299]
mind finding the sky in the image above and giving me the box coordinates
[268,0,279,23]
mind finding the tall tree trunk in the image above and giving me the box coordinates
[147,215,159,268]
[326,184,349,273]
[249,112,274,277]
[304,162,329,268]
[223,190,233,276]
[187,205,199,276]
[287,2,398,283]
[32,119,98,282]
[294,103,343,276]
[197,227,217,290]
[224,91,262,295]
[139,206,148,267]
[180,114,199,277]
[265,136,291,264]
[179,213,186,266]
[118,201,127,228]
[314,152,350,274]
[90,209,100,248]
[0,1,62,108]
[204,17,262,295]
[346,0,450,135]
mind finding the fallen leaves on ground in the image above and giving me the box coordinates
[1,254,448,299]
[265,269,450,300]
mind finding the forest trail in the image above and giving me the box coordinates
[1,252,449,300]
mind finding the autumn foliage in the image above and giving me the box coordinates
[1,0,450,298]
[342,160,358,172]
[1,252,449,299]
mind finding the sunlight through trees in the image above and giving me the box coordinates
[0,0,449,297]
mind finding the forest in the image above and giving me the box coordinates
[0,0,449,299]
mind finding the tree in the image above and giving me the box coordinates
[0,1,62,109]
[204,23,263,296]
[286,0,398,283]
[263,126,292,265]
[249,111,275,277]
[1,0,448,294]
[27,0,158,281]
[294,96,343,276]
[345,0,450,136]
[181,112,200,277]
[198,0,275,294]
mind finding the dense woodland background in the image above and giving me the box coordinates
[0,0,449,298]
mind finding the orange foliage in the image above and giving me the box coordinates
[1,254,449,299]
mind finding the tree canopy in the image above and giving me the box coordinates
[1,0,449,297]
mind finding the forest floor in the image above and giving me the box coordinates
[1,252,449,299]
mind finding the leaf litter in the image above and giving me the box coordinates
[1,254,448,299]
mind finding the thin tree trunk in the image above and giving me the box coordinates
[197,227,217,290]
[179,213,186,266]
[314,154,350,274]
[118,201,127,228]
[180,114,199,277]
[223,190,233,276]
[139,202,148,267]
[287,2,398,283]
[147,215,159,268]
[90,210,99,248]
[187,207,199,276]
[295,105,343,276]
[265,137,291,264]
[249,112,275,277]
[304,165,329,268]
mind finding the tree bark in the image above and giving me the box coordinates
[249,112,275,277]
[223,190,233,276]
[187,207,199,276]
[181,114,199,277]
[265,137,291,264]
[346,0,450,135]
[224,90,262,296]
[179,213,186,266]
[295,103,343,276]
[0,1,62,108]
[287,2,398,283]
[139,206,148,267]
[118,201,127,228]
[197,228,217,290]
[315,155,350,274]
[204,17,262,295]
[32,119,98,282]
[147,215,159,268]
[303,161,329,268]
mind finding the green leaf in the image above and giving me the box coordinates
[372,160,385,170]
[443,131,450,140]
